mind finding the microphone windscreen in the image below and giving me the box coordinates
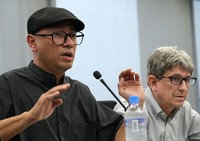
[93,71,102,79]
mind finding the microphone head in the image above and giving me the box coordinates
[93,71,102,79]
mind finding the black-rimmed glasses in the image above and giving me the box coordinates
[158,76,197,86]
[34,31,84,46]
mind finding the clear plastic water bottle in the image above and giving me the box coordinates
[124,96,148,141]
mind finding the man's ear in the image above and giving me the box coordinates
[27,34,37,52]
[147,75,158,90]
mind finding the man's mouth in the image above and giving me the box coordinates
[63,52,73,57]
[175,96,185,100]
[61,51,74,61]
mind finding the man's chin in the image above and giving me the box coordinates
[57,63,73,73]
[174,102,184,108]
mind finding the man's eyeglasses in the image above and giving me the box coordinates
[34,31,84,46]
[158,76,197,86]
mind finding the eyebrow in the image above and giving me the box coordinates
[169,74,191,78]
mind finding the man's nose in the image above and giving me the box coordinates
[62,36,74,47]
[178,80,188,90]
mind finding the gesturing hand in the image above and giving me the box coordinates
[28,84,70,122]
[118,69,144,107]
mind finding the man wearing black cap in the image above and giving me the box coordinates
[0,7,125,141]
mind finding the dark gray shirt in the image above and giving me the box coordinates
[0,61,123,141]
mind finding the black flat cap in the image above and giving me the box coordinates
[27,7,85,34]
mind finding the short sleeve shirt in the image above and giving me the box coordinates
[0,61,123,141]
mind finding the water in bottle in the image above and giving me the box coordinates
[124,96,148,141]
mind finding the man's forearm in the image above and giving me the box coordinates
[0,111,36,141]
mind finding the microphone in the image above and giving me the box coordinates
[93,70,127,111]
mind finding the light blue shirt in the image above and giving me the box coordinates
[114,87,200,141]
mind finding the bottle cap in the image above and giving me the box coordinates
[129,96,139,104]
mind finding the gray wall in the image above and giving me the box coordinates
[0,0,49,73]
[137,0,199,111]
[193,0,200,113]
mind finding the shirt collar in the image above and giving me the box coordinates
[28,61,63,88]
[145,87,178,121]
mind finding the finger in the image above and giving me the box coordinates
[124,71,136,81]
[40,91,60,104]
[119,69,132,80]
[135,72,140,81]
[47,83,70,94]
[49,91,60,99]
[129,72,136,80]
[41,84,70,103]
[52,99,63,109]
[118,77,125,92]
